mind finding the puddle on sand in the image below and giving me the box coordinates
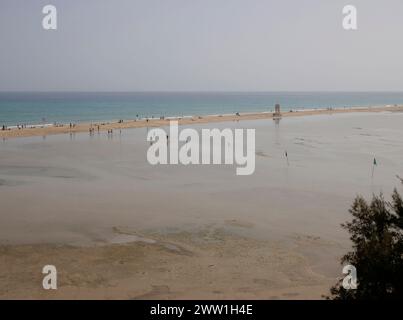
[109,233,157,245]
[110,227,193,256]
[0,178,23,187]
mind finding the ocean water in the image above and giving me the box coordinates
[1,91,403,126]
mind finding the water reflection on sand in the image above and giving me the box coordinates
[0,112,402,247]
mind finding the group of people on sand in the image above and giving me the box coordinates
[88,125,103,136]
[2,124,27,130]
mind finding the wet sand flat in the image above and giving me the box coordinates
[1,111,403,299]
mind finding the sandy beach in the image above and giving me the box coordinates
[1,109,403,299]
[1,105,402,139]
[0,226,339,300]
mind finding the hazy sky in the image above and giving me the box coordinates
[1,0,403,91]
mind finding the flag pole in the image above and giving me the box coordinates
[371,157,377,178]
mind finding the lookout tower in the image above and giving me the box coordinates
[273,103,281,118]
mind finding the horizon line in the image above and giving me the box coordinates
[2,90,403,94]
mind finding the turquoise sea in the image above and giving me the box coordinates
[1,92,403,126]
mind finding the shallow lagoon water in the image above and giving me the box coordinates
[0,111,402,247]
